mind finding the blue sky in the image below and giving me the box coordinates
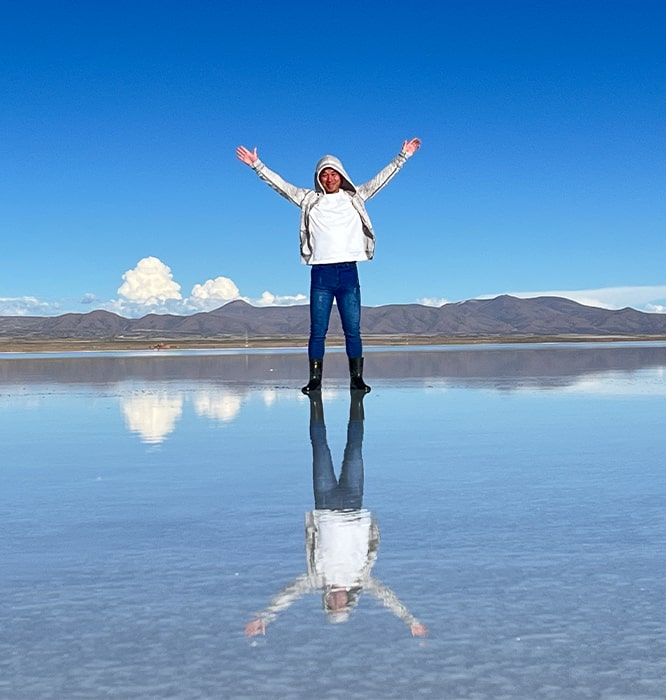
[2,0,665,318]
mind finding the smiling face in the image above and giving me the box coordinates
[319,167,342,194]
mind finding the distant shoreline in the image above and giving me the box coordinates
[3,334,666,353]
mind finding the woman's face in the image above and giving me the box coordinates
[325,588,350,610]
[319,168,342,194]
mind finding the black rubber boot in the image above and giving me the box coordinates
[349,357,371,393]
[301,359,323,395]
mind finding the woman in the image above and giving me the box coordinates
[236,137,421,394]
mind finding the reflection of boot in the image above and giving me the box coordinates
[349,391,365,422]
[309,393,324,423]
[302,359,323,395]
[349,357,371,393]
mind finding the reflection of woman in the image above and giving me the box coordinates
[245,394,427,637]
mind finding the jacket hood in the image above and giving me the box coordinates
[314,155,356,194]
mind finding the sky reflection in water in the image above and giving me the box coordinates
[1,344,665,699]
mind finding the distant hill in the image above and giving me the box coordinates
[2,296,666,341]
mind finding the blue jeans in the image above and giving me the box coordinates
[308,262,362,360]
[311,419,364,511]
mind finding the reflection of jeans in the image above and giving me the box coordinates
[311,418,364,511]
[308,262,362,360]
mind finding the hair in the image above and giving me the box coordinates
[322,586,363,624]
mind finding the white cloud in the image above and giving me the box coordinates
[101,257,308,317]
[190,276,239,304]
[100,297,185,318]
[117,256,182,304]
[417,296,450,308]
[0,255,304,318]
[254,291,308,307]
[0,296,62,316]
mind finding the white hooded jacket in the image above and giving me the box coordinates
[250,149,413,264]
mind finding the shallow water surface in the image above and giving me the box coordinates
[1,344,665,699]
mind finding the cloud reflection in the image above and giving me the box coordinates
[193,390,243,423]
[121,391,184,444]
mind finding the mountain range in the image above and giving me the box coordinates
[2,295,666,341]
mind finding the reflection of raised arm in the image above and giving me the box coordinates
[244,574,313,637]
[365,578,428,637]
[244,618,266,637]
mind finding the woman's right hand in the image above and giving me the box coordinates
[236,145,258,165]
[410,622,428,637]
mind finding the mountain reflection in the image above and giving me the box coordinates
[3,343,666,389]
[4,345,666,443]
[244,393,428,638]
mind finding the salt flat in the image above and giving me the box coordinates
[1,345,665,699]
